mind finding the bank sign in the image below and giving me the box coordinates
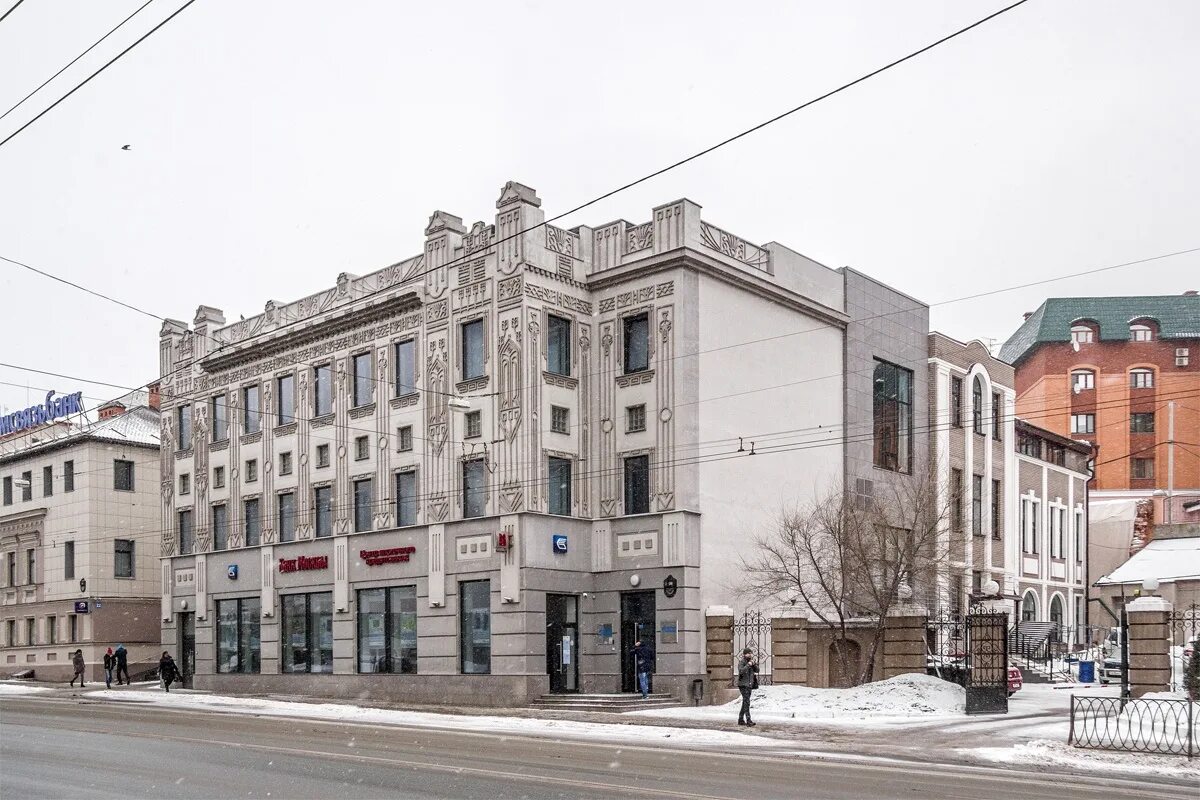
[0,390,84,436]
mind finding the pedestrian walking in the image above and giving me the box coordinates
[114,643,129,685]
[631,639,654,699]
[69,649,86,688]
[103,647,116,688]
[159,651,178,692]
[736,647,758,727]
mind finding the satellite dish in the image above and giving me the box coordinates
[1071,340,1081,353]
[1072,383,1081,395]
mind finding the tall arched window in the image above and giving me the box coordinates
[1021,591,1038,623]
[1049,595,1064,627]
[972,375,985,434]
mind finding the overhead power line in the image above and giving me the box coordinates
[0,0,199,150]
[0,0,25,25]
[0,0,159,124]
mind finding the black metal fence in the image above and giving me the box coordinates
[1169,604,1199,694]
[733,610,772,685]
[1069,695,1198,759]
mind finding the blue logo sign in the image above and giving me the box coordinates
[552,534,568,554]
[94,601,102,609]
[0,390,84,436]
[227,564,239,580]
[73,600,89,614]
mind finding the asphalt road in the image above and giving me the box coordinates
[0,695,1193,800]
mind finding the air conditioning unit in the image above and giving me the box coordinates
[1177,348,1190,366]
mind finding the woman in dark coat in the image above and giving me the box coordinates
[159,651,179,692]
[69,649,86,688]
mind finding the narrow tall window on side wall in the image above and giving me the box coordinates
[178,405,192,448]
[314,365,332,416]
[950,376,963,427]
[972,376,984,435]
[243,385,261,434]
[178,510,193,555]
[623,313,649,374]
[211,393,228,441]
[461,320,485,379]
[547,315,572,376]
[624,455,650,514]
[872,360,912,474]
[459,580,491,674]
[396,471,417,526]
[395,339,416,396]
[352,352,372,407]
[277,374,295,425]
[462,460,487,519]
[992,392,1003,439]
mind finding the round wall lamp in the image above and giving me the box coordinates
[629,574,640,587]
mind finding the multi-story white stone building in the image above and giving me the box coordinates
[1,392,161,681]
[156,181,875,704]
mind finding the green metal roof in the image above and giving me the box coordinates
[999,294,1200,364]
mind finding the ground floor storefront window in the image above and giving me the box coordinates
[357,586,417,674]
[216,597,261,674]
[281,592,333,673]
[459,580,491,674]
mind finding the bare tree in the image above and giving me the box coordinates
[740,471,949,687]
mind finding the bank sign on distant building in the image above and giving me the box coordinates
[0,390,84,435]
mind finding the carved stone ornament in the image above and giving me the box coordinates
[496,181,541,208]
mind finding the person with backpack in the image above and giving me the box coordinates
[114,643,129,685]
[69,649,86,688]
[103,647,116,688]
[736,647,759,727]
[159,651,179,692]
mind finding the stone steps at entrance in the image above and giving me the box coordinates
[530,693,682,712]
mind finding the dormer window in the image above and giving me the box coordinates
[1070,324,1095,345]
[1129,323,1154,342]
[1071,370,1094,392]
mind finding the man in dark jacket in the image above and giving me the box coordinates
[631,640,654,699]
[736,648,758,727]
[159,651,179,692]
[103,647,116,689]
[114,643,129,685]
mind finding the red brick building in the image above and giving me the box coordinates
[1000,293,1199,506]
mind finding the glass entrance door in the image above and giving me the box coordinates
[546,594,579,693]
[620,590,656,693]
[177,611,196,688]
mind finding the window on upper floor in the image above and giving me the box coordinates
[547,315,572,376]
[1130,412,1155,433]
[179,473,191,496]
[277,374,295,425]
[113,460,134,492]
[20,470,31,501]
[972,475,984,537]
[314,365,332,416]
[623,313,649,374]
[2,476,10,506]
[396,427,413,453]
[279,452,293,476]
[972,376,985,435]
[464,411,482,439]
[212,504,228,551]
[992,391,1003,439]
[243,385,261,434]
[462,459,487,519]
[178,510,193,555]
[1070,324,1095,345]
[1046,444,1065,466]
[353,478,373,533]
[43,465,52,497]
[1130,369,1154,389]
[211,393,228,442]
[316,444,331,467]
[64,460,74,492]
[626,404,647,433]
[1018,431,1042,458]
[992,479,1002,541]
[278,492,296,542]
[950,376,963,427]
[548,457,572,516]
[177,405,193,448]
[550,406,569,434]
[1071,370,1094,392]
[64,541,74,581]
[950,468,964,531]
[245,459,257,483]
[395,471,417,527]
[873,360,912,474]
[1070,413,1095,434]
[213,465,226,489]
[395,339,416,396]
[461,320,485,380]
[624,455,650,515]
[352,352,373,407]
[1132,458,1155,480]
[355,435,370,461]
[1129,323,1154,342]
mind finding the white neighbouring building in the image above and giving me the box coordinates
[157,182,869,705]
[1,392,162,681]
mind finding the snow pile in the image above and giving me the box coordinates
[970,739,1200,778]
[0,682,52,695]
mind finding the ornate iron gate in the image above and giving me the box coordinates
[733,610,772,685]
[965,605,1009,714]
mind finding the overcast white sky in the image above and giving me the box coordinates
[1,0,1197,415]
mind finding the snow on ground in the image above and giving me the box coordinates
[0,682,52,695]
[969,739,1200,778]
[634,674,965,726]
[78,688,777,750]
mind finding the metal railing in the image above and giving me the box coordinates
[1069,695,1197,759]
[1009,623,1111,680]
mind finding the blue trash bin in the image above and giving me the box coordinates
[1079,660,1095,683]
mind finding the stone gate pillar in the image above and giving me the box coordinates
[1126,595,1171,698]
[705,605,734,702]
[882,605,928,679]
[771,609,808,685]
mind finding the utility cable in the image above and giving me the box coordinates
[0,0,25,25]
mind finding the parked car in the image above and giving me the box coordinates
[927,655,1022,697]
[1100,656,1124,685]
[1007,664,1023,696]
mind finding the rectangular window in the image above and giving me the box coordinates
[244,498,260,547]
[26,548,34,584]
[3,477,12,506]
[21,470,31,501]
[314,365,332,416]
[114,460,134,492]
[216,597,261,674]
[1072,371,1094,391]
[357,586,417,674]
[951,468,964,531]
[312,486,332,538]
[1031,500,1040,554]
[1074,511,1083,564]
[212,504,228,551]
[46,615,57,645]
[243,385,261,434]
[317,444,330,468]
[972,475,984,537]
[26,618,36,645]
[465,410,482,439]
[624,455,650,515]
[1130,412,1155,433]
[42,465,52,497]
[178,405,192,448]
[355,435,370,460]
[397,427,413,453]
[114,538,135,578]
[1057,508,1066,558]
[211,394,228,442]
[64,541,74,581]
[1130,370,1154,389]
[950,377,963,427]
[1070,414,1095,434]
[352,352,372,407]
[972,379,984,435]
[178,510,193,554]
[6,619,14,646]
[395,340,416,396]
[992,392,1003,439]
[69,614,77,643]
[1046,444,1065,466]
[547,315,572,376]
[278,492,296,542]
[992,479,1002,541]
[64,460,75,492]
[623,313,649,374]
[280,592,333,674]
[548,457,572,516]
[279,452,293,476]
[873,360,913,473]
[396,471,416,526]
[1131,458,1155,480]
[1049,509,1059,558]
[462,460,487,519]
[277,374,295,425]
[245,459,257,483]
[179,473,191,495]
[550,406,569,434]
[459,580,491,674]
[7,552,15,586]
[354,478,373,533]
[462,320,485,379]
[213,465,226,489]
[626,404,646,433]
